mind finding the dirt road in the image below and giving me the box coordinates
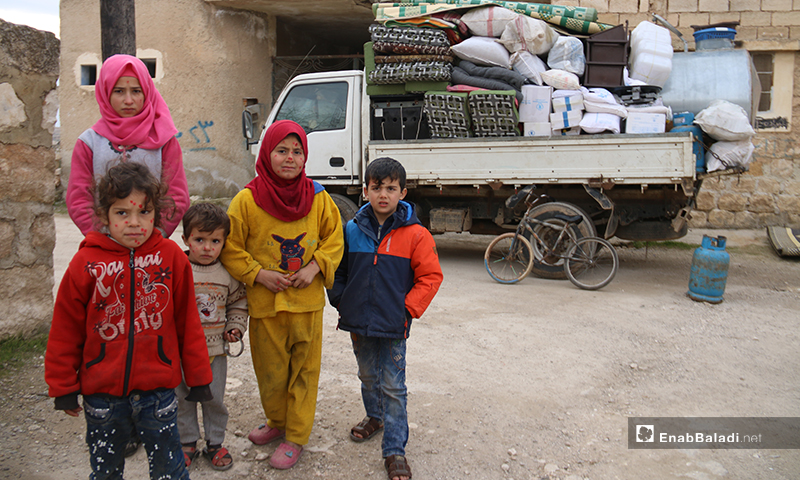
[1,215,798,479]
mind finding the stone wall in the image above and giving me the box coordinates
[0,19,59,339]
[564,0,800,228]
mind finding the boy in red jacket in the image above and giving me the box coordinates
[45,162,212,480]
[328,157,443,480]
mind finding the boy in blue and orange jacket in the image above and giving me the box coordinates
[328,157,443,480]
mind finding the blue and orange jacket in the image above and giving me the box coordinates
[328,201,443,338]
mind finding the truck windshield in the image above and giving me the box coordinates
[275,82,348,134]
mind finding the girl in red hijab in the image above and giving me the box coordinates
[221,119,344,470]
[65,54,189,237]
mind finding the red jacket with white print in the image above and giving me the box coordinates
[45,231,212,406]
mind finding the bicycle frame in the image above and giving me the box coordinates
[511,193,581,266]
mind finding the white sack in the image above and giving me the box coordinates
[695,100,756,141]
[579,112,621,134]
[511,51,547,85]
[541,69,580,90]
[547,36,585,75]
[581,87,617,105]
[584,100,627,118]
[706,139,755,172]
[461,6,519,38]
[450,36,512,68]
[499,15,559,55]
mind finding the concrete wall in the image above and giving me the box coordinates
[566,0,800,228]
[0,19,59,339]
[59,0,275,200]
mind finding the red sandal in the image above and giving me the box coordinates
[182,442,199,467]
[203,444,233,471]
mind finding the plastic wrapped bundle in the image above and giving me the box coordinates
[424,92,471,138]
[468,90,519,137]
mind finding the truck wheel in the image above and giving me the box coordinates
[330,194,359,224]
[524,202,596,280]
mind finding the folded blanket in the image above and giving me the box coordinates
[373,42,451,55]
[370,61,453,84]
[375,54,454,64]
[458,59,531,91]
[451,66,523,102]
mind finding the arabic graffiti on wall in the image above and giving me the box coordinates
[177,121,216,151]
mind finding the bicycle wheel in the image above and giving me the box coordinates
[564,237,618,290]
[523,201,595,280]
[484,233,534,284]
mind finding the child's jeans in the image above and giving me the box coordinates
[176,354,229,447]
[351,333,408,458]
[83,389,188,480]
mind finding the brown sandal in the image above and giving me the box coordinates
[350,416,384,442]
[384,455,412,480]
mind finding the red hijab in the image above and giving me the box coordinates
[246,120,315,222]
[92,54,177,149]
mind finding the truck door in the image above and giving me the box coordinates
[273,79,354,182]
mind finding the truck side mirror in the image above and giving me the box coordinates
[242,110,258,148]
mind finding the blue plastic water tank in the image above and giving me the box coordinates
[687,235,730,304]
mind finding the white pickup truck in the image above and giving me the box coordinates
[243,69,703,243]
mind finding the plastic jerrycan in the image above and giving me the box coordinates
[629,21,673,87]
[687,235,730,304]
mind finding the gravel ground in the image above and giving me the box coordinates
[1,216,798,480]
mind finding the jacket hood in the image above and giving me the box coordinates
[354,200,421,238]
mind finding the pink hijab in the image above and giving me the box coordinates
[92,54,177,149]
[246,120,315,222]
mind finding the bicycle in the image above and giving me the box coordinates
[484,187,619,290]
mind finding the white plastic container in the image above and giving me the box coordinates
[629,21,673,87]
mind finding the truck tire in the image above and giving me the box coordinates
[330,194,359,225]
[524,202,596,280]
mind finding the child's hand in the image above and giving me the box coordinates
[225,329,242,342]
[289,260,320,289]
[256,269,292,293]
[64,407,83,417]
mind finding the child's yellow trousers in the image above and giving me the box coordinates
[249,310,323,445]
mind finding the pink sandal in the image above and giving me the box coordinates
[269,442,303,469]
[248,424,285,445]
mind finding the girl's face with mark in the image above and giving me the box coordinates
[102,189,156,249]
[270,134,305,181]
[110,76,144,117]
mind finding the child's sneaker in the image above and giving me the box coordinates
[269,442,303,469]
[248,424,285,445]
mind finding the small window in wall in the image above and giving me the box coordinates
[752,50,793,132]
[752,53,773,112]
[81,65,97,86]
[140,58,157,78]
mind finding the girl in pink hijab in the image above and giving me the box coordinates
[66,54,189,237]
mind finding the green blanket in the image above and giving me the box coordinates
[373,1,614,35]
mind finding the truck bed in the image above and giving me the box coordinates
[368,131,696,189]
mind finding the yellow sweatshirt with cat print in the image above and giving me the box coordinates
[221,187,344,318]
